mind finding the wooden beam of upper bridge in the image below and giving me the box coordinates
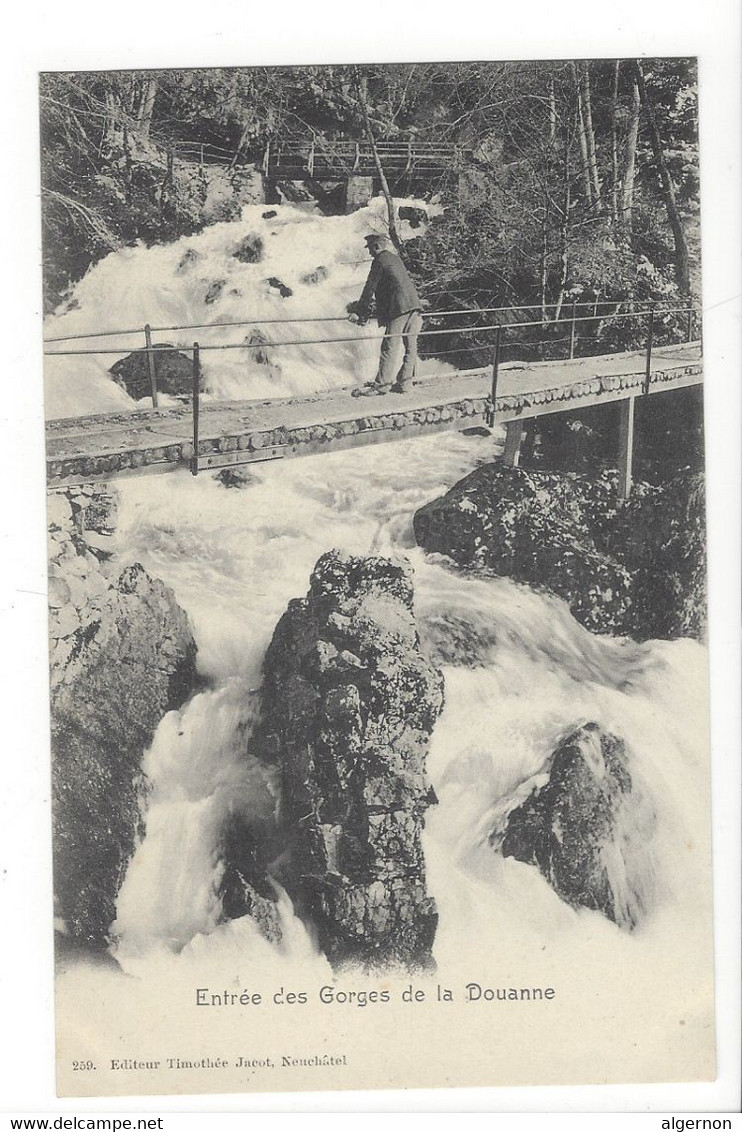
[45,342,702,487]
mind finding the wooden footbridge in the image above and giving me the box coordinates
[45,325,702,499]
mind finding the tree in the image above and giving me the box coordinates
[632,60,691,295]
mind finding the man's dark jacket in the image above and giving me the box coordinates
[357,250,421,325]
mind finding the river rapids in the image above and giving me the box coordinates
[49,199,713,1065]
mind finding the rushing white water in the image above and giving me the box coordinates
[51,201,711,1015]
[102,429,712,990]
[43,196,450,419]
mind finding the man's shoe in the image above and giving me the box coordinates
[352,383,392,397]
[390,383,408,394]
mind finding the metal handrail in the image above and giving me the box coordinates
[43,300,698,346]
[43,306,700,357]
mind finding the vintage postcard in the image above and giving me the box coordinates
[41,59,715,1098]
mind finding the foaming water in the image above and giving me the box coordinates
[46,195,710,992]
[96,429,712,986]
[43,197,451,419]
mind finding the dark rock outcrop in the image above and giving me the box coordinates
[399,205,428,229]
[110,345,194,400]
[498,723,654,930]
[609,470,707,640]
[251,550,444,970]
[48,490,198,948]
[413,463,705,640]
[414,464,632,633]
[232,232,264,263]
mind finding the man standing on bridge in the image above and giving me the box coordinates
[348,233,423,395]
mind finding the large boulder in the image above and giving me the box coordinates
[413,463,706,641]
[49,492,198,947]
[413,464,632,634]
[251,550,444,970]
[498,723,655,930]
[110,345,194,400]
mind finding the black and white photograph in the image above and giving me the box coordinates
[4,29,736,1109]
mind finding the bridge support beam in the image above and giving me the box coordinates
[617,396,636,500]
[502,419,526,467]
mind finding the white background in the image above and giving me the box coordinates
[0,0,739,1121]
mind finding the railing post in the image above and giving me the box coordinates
[144,324,159,408]
[487,325,502,427]
[686,303,693,343]
[569,300,577,359]
[191,342,200,477]
[643,303,655,395]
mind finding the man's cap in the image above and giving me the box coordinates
[364,233,392,248]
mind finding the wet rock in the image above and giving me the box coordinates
[232,232,264,263]
[300,265,329,285]
[49,510,198,949]
[110,346,194,399]
[274,180,316,205]
[218,816,283,944]
[262,210,278,219]
[266,276,293,298]
[176,247,199,273]
[399,205,428,229]
[609,469,706,641]
[216,467,261,489]
[498,723,655,930]
[204,279,226,304]
[244,328,278,368]
[251,549,444,971]
[414,464,632,634]
[414,463,705,640]
[69,485,119,535]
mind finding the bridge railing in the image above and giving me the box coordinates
[43,299,701,374]
[264,138,466,178]
[162,137,467,176]
[43,300,701,478]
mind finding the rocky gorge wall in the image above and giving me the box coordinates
[48,486,198,949]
